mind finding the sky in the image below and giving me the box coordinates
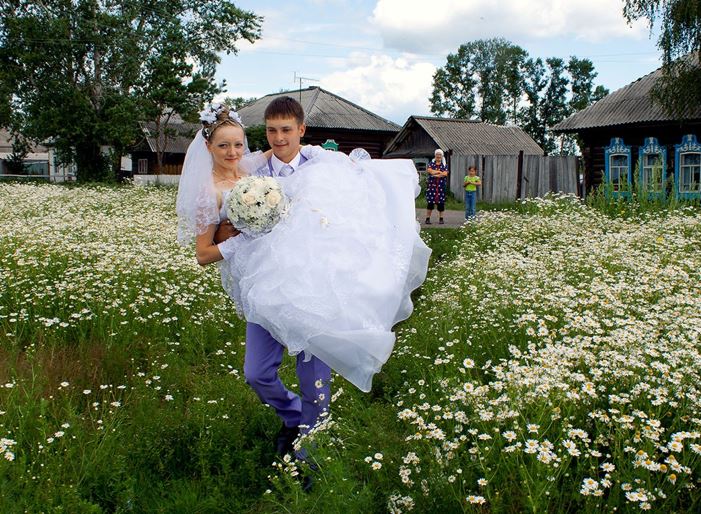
[216,0,663,126]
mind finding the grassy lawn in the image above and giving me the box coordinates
[2,183,701,512]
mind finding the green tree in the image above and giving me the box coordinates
[244,125,268,153]
[430,38,527,123]
[138,22,222,175]
[519,57,574,155]
[567,57,604,112]
[623,0,700,117]
[4,131,30,174]
[562,57,610,154]
[541,58,570,155]
[429,47,477,119]
[0,0,261,181]
[223,96,257,111]
[519,57,547,152]
[430,40,608,155]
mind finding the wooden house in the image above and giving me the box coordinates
[130,113,200,178]
[128,88,401,181]
[0,128,76,181]
[552,54,701,199]
[237,87,401,158]
[383,116,555,202]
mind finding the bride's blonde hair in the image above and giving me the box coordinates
[201,104,244,141]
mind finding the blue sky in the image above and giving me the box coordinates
[216,0,662,125]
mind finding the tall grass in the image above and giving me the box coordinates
[2,183,701,512]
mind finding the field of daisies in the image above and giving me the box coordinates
[2,182,701,513]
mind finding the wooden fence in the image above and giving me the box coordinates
[448,153,579,203]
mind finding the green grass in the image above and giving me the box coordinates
[2,184,701,512]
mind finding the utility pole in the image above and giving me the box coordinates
[293,72,319,102]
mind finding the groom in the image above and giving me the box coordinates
[216,96,331,457]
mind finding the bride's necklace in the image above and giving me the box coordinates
[212,169,239,184]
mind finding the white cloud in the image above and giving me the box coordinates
[236,8,318,54]
[371,0,649,53]
[320,53,436,123]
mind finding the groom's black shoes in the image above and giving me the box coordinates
[275,424,300,456]
[301,469,315,493]
[298,461,318,493]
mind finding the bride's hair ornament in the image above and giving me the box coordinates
[199,103,245,141]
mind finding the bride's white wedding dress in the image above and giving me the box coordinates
[219,147,431,392]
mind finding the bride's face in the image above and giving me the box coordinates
[207,124,246,173]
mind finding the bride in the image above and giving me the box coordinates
[176,104,430,392]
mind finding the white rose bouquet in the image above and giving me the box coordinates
[226,176,289,236]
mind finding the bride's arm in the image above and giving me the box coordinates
[195,226,224,265]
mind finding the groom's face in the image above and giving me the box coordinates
[265,117,306,163]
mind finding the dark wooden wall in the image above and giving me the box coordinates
[130,151,184,176]
[578,122,701,192]
[384,128,439,158]
[303,128,398,159]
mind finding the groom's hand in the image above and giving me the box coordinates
[213,220,240,244]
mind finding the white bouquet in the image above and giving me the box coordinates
[226,176,289,236]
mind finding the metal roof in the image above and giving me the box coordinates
[135,89,400,155]
[384,116,544,156]
[140,113,200,154]
[237,87,401,132]
[553,54,701,133]
[0,128,50,155]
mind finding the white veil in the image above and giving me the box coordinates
[175,130,218,246]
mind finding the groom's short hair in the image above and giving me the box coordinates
[264,96,305,125]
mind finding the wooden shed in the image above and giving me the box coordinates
[383,116,564,202]
[237,87,401,158]
[130,113,200,177]
[552,54,701,198]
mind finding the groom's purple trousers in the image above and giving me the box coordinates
[244,322,331,433]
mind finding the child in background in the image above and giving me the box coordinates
[463,166,481,220]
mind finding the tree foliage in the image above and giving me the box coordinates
[430,38,609,155]
[4,131,30,174]
[223,95,257,111]
[623,0,701,118]
[430,38,526,124]
[244,125,269,153]
[0,0,261,180]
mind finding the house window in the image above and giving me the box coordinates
[680,152,701,192]
[675,134,701,199]
[638,137,667,196]
[137,159,148,174]
[641,153,664,192]
[609,154,629,191]
[604,138,632,196]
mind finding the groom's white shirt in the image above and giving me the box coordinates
[217,150,302,260]
[269,152,302,175]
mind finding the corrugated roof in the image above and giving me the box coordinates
[553,53,701,133]
[385,116,543,156]
[0,128,50,154]
[141,113,200,154]
[237,87,401,132]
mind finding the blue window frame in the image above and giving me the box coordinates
[675,134,701,199]
[638,137,667,198]
[604,138,632,197]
